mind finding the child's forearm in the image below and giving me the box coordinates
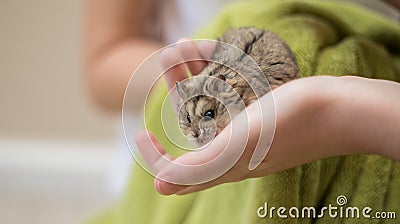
[327,76,400,161]
[84,0,161,112]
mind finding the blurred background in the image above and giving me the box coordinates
[0,1,123,223]
[0,0,398,224]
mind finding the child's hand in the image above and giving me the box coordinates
[135,39,400,195]
[135,75,341,195]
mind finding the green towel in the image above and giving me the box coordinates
[90,0,400,223]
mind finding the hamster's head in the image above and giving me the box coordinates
[176,75,243,146]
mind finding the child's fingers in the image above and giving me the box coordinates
[176,38,209,75]
[160,46,189,90]
[135,130,175,174]
[197,40,216,61]
[155,118,249,184]
[159,164,247,195]
[160,38,217,91]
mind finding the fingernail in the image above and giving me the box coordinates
[154,179,163,193]
[155,179,186,195]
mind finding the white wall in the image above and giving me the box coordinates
[0,1,123,224]
[0,0,118,141]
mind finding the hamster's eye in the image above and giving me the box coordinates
[186,114,191,123]
[204,110,215,119]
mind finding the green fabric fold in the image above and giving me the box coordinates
[90,0,400,223]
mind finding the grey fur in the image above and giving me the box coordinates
[176,27,299,146]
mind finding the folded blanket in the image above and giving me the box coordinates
[90,0,400,223]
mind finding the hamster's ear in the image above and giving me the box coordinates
[176,81,192,99]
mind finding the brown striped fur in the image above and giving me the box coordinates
[176,27,299,145]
